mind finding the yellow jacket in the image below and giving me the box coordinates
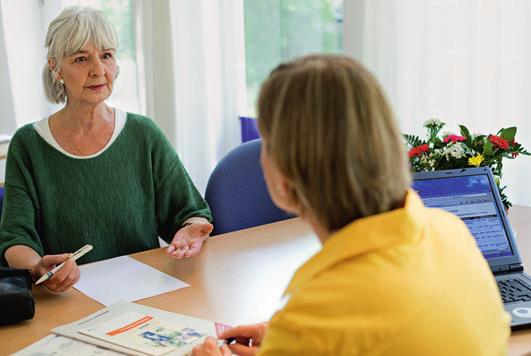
[259,191,510,355]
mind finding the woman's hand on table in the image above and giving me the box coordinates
[33,254,80,292]
[166,222,214,259]
[192,323,268,356]
[192,337,232,356]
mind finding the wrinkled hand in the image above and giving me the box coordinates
[33,254,80,293]
[192,337,231,356]
[166,223,214,259]
[217,323,268,356]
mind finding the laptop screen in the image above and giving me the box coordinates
[412,174,514,259]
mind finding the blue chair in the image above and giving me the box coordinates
[239,116,260,143]
[205,139,292,235]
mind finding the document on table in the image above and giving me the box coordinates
[52,301,233,356]
[78,311,207,355]
[12,334,123,356]
[74,255,189,306]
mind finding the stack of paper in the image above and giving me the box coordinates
[12,334,123,356]
[78,311,207,355]
[15,301,232,356]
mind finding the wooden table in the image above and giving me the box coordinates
[0,218,320,354]
[1,207,531,355]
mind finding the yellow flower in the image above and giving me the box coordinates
[468,154,484,167]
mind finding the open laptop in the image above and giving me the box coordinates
[412,167,531,328]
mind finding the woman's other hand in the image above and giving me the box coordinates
[166,222,213,259]
[192,337,231,356]
[217,323,268,356]
[34,254,80,292]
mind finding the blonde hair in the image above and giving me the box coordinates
[42,6,118,104]
[258,54,411,232]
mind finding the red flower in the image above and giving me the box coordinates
[443,134,466,143]
[512,152,519,158]
[408,144,429,158]
[488,135,509,150]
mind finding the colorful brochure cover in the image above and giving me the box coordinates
[52,301,233,356]
[79,311,206,356]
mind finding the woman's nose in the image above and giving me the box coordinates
[90,58,105,77]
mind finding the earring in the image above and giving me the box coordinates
[59,79,64,85]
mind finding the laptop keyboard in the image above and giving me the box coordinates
[497,278,531,303]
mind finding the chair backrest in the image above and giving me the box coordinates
[239,116,260,143]
[205,139,292,235]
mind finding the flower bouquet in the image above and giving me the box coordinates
[405,119,530,210]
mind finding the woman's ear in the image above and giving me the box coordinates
[274,181,289,198]
[48,58,61,81]
[277,179,304,216]
[48,58,56,71]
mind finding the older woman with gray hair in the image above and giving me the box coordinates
[0,6,213,293]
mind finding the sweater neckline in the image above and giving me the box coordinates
[33,108,127,160]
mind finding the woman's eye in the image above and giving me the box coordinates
[74,57,87,63]
[102,52,113,60]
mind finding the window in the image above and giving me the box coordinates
[243,0,343,115]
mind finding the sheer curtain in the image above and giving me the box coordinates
[0,0,56,132]
[138,0,246,194]
[344,0,531,206]
[0,3,16,135]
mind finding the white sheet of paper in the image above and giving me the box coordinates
[12,334,123,356]
[74,255,189,306]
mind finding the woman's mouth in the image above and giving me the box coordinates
[87,84,106,91]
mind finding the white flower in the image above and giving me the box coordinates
[423,118,443,127]
[432,148,443,158]
[419,154,437,169]
[442,143,465,159]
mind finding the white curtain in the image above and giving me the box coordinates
[344,0,531,206]
[138,0,246,194]
[0,0,56,129]
[0,2,21,135]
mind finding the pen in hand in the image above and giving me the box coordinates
[35,244,93,285]
[216,337,236,347]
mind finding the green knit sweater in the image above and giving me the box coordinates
[0,113,212,265]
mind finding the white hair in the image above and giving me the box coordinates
[42,6,118,104]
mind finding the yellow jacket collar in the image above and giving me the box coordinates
[286,190,426,294]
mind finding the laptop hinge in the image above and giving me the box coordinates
[494,264,524,275]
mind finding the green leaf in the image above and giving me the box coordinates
[500,127,516,142]
[459,125,471,140]
[483,140,493,156]
[403,134,423,147]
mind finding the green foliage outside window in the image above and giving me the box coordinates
[98,0,136,60]
[243,0,343,112]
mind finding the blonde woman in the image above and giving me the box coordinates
[0,6,213,293]
[193,55,509,355]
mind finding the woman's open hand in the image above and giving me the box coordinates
[166,222,213,259]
